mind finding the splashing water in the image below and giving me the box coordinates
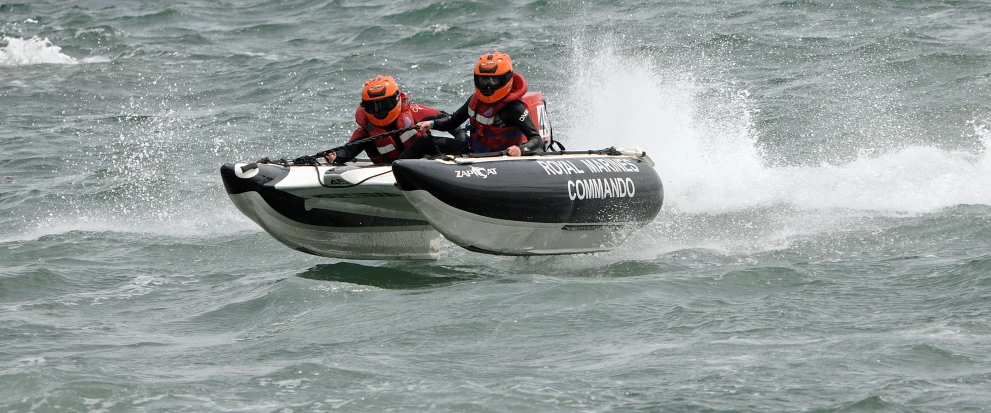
[565,40,991,217]
[0,37,78,66]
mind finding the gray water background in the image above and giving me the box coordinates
[2,1,991,411]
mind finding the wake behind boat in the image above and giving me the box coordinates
[220,148,663,259]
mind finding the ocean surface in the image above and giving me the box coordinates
[2,0,990,411]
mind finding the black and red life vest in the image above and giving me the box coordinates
[467,73,552,153]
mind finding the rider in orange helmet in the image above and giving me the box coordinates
[324,75,464,164]
[414,52,543,157]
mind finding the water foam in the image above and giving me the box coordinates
[564,41,991,215]
[0,37,78,66]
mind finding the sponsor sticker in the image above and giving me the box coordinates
[455,166,498,179]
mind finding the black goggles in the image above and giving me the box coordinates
[361,94,400,117]
[474,72,513,94]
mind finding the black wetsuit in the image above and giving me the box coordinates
[439,99,543,153]
[400,98,543,159]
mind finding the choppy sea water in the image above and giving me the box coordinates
[2,1,990,411]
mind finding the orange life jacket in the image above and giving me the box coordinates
[354,93,438,163]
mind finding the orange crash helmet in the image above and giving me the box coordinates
[361,75,402,127]
[473,52,514,103]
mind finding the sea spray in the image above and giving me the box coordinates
[564,38,763,214]
[0,37,77,65]
[565,37,991,216]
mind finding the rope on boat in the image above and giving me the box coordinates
[243,125,652,169]
[251,126,420,167]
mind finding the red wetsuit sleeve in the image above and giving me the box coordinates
[409,104,442,121]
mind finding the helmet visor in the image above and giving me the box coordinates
[361,94,400,118]
[474,72,513,96]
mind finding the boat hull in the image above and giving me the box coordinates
[220,162,440,260]
[392,154,663,255]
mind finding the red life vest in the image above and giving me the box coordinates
[353,93,438,163]
[467,72,530,153]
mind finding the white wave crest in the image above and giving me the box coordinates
[1,36,78,66]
